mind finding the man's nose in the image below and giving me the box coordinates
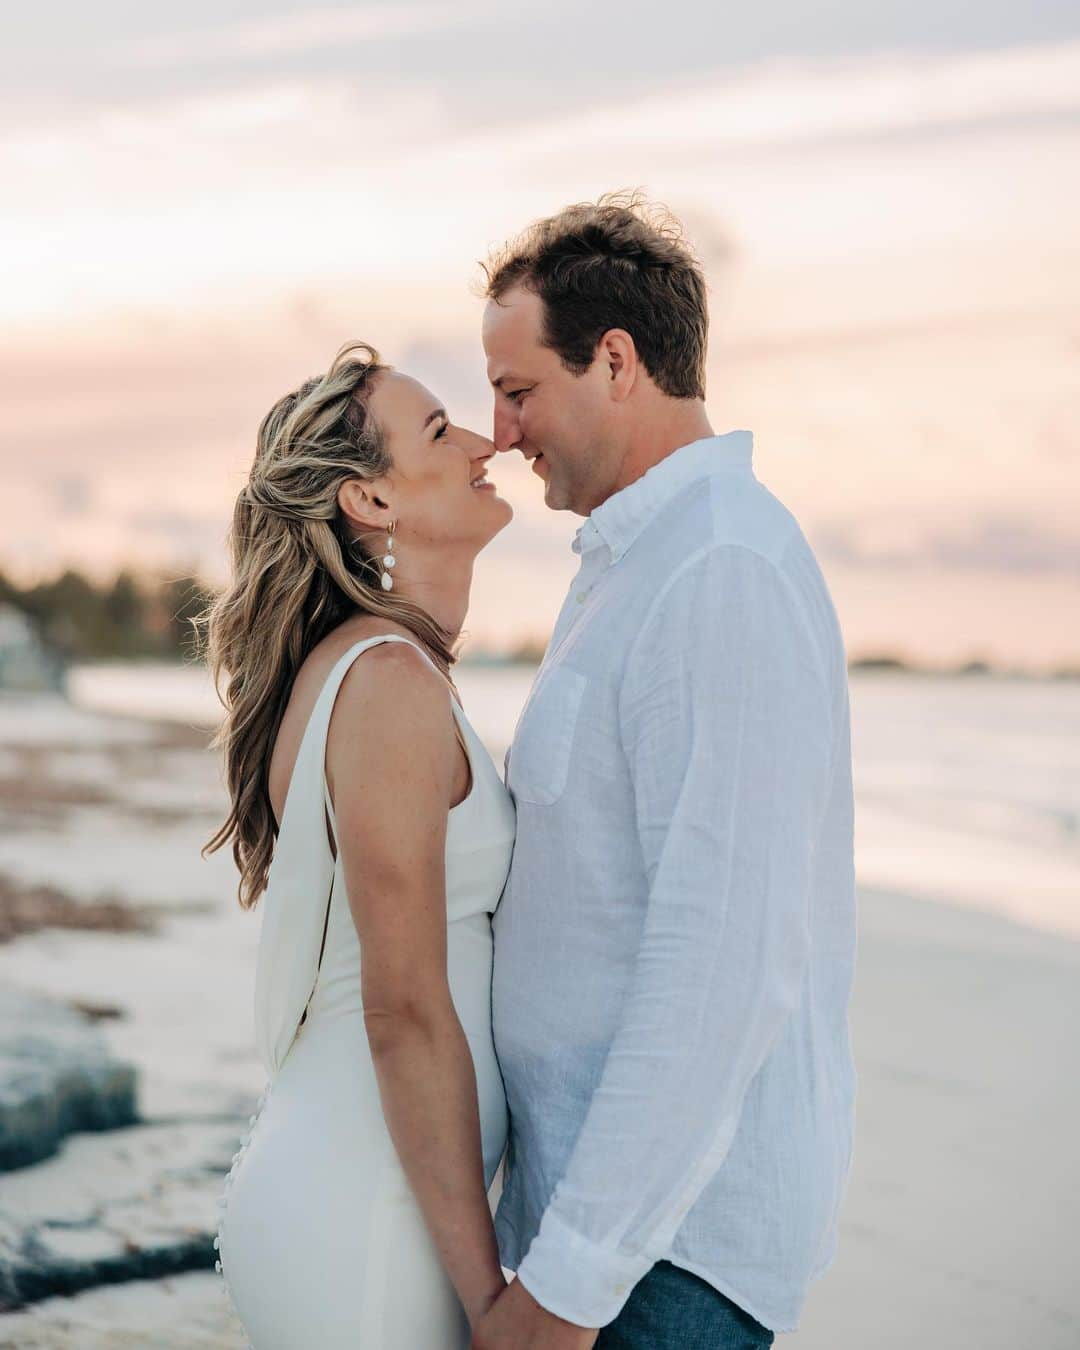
[493,402,521,454]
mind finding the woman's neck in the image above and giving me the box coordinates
[390,547,474,645]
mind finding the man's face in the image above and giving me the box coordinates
[482,286,621,515]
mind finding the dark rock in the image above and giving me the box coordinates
[0,989,137,1172]
[0,1118,243,1312]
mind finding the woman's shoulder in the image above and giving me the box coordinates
[322,626,460,811]
[299,620,437,698]
[271,623,448,815]
[311,621,451,745]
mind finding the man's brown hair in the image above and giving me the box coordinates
[481,190,707,401]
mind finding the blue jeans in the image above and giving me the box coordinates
[595,1261,775,1349]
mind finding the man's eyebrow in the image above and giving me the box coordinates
[491,374,521,390]
[423,408,448,428]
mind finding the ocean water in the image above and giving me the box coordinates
[68,663,1080,941]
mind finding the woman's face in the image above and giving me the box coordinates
[366,370,513,550]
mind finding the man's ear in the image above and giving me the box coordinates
[338,477,393,533]
[599,329,638,404]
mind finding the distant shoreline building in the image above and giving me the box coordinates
[0,605,66,692]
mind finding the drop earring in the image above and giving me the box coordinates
[380,521,397,591]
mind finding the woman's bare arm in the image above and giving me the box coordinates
[325,642,505,1328]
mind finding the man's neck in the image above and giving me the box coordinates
[610,401,714,498]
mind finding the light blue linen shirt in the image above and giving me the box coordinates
[491,431,857,1333]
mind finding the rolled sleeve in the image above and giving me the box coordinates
[514,542,833,1328]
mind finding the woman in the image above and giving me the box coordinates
[202,341,516,1347]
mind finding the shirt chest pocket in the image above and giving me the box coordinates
[508,666,588,806]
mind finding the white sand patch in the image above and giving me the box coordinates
[794,889,1080,1349]
[0,694,157,750]
[107,748,226,817]
[0,806,238,910]
[0,1272,246,1348]
[67,665,222,734]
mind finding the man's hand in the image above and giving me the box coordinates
[469,1276,599,1350]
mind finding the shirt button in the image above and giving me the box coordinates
[576,592,587,604]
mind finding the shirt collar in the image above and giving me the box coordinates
[572,430,753,562]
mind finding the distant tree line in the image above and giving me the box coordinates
[4,567,1073,678]
[0,566,548,668]
[0,567,210,663]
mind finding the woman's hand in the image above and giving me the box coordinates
[464,1273,510,1331]
[470,1278,599,1350]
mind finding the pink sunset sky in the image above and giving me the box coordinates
[3,2,1078,668]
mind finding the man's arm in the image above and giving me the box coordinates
[511,542,834,1329]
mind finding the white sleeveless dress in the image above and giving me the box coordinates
[215,635,516,1349]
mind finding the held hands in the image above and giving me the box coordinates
[470,1277,599,1350]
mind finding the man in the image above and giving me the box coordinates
[472,194,856,1350]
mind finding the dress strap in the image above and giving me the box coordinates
[317,635,452,843]
[253,633,451,1077]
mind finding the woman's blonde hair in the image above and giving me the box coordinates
[199,340,455,909]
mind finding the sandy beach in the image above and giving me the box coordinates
[0,675,1077,1347]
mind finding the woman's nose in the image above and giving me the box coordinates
[470,443,495,471]
[493,402,521,454]
[457,425,496,462]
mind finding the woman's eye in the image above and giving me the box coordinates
[434,421,449,439]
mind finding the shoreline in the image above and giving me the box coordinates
[57,671,1080,945]
[0,682,1077,1345]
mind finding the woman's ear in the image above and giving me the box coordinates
[338,478,392,532]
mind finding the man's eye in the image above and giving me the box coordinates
[507,389,530,404]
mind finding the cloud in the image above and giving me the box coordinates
[53,475,94,517]
[101,3,505,70]
[4,36,1080,327]
[817,517,1080,576]
[417,39,1080,169]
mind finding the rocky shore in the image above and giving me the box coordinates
[0,691,257,1344]
[0,986,243,1318]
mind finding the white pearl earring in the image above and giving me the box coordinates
[380,522,397,591]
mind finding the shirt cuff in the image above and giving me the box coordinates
[513,1208,655,1329]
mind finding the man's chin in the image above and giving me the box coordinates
[537,466,567,511]
[544,480,587,515]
